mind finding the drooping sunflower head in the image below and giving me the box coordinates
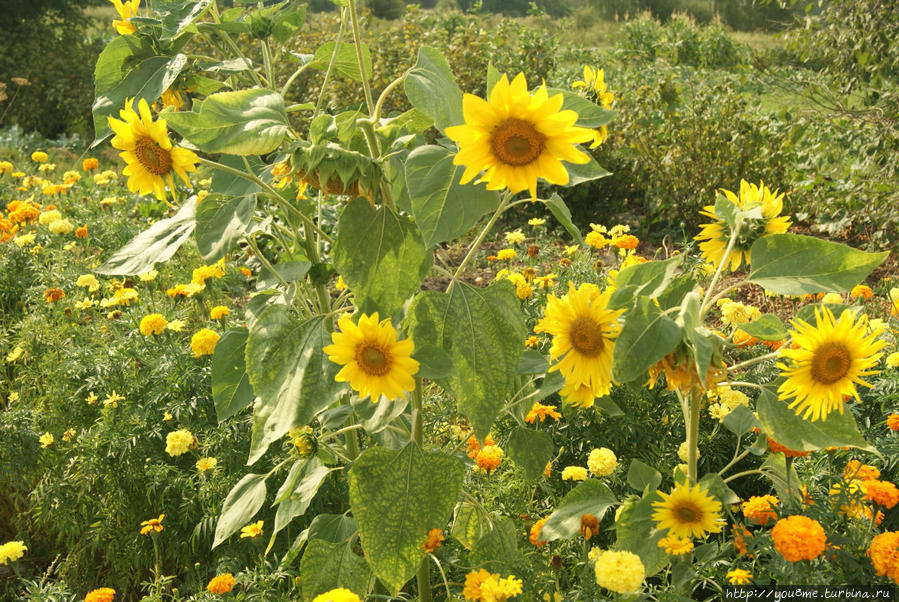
[777,307,885,421]
[323,312,419,402]
[695,180,791,272]
[445,73,595,200]
[652,481,724,539]
[535,282,623,399]
[108,98,198,202]
[110,0,140,34]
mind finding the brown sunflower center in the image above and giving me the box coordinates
[491,118,545,166]
[810,342,851,385]
[675,503,700,523]
[134,136,173,176]
[356,343,391,376]
[569,317,604,357]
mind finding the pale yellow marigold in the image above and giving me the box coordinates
[310,588,361,602]
[0,541,27,565]
[504,230,526,245]
[587,447,617,477]
[39,432,54,448]
[191,328,220,357]
[562,466,588,481]
[593,549,644,594]
[165,429,195,456]
[139,314,168,336]
[719,300,761,326]
[76,274,100,292]
[196,457,218,472]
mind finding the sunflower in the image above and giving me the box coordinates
[652,481,724,539]
[535,282,623,399]
[108,98,198,202]
[110,0,140,34]
[323,312,419,402]
[695,180,791,272]
[777,307,885,421]
[445,73,594,200]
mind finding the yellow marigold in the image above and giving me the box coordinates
[525,402,561,423]
[741,495,779,526]
[475,445,504,473]
[658,534,694,556]
[528,218,546,226]
[240,520,264,539]
[166,319,186,332]
[719,300,761,326]
[210,305,230,320]
[139,314,168,336]
[62,428,75,442]
[165,429,195,456]
[335,275,347,291]
[726,569,753,585]
[496,248,517,261]
[585,230,608,249]
[562,466,588,481]
[76,274,100,292]
[103,390,125,408]
[862,480,899,509]
[821,292,844,305]
[139,514,164,535]
[867,531,899,584]
[83,158,99,171]
[463,569,522,602]
[6,346,24,363]
[770,515,827,562]
[196,457,218,473]
[84,587,116,602]
[844,459,881,482]
[167,282,205,298]
[888,353,899,369]
[524,335,541,348]
[422,527,444,554]
[191,328,220,357]
[39,209,62,225]
[504,230,526,245]
[587,447,617,477]
[0,541,27,565]
[529,517,548,547]
[192,259,226,285]
[888,413,899,432]
[206,573,236,595]
[39,432,54,447]
[138,270,158,282]
[593,549,644,594]
[311,588,361,602]
[31,151,48,163]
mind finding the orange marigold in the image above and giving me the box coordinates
[206,573,236,594]
[422,528,444,554]
[732,329,758,347]
[612,234,639,250]
[850,284,873,301]
[767,437,809,458]
[44,288,65,303]
[525,402,562,423]
[888,414,899,432]
[82,158,99,171]
[770,515,827,562]
[580,513,600,541]
[467,434,495,459]
[85,588,116,602]
[868,531,899,584]
[733,523,753,557]
[844,460,880,482]
[475,445,504,473]
[529,517,548,547]
[863,480,899,509]
[741,495,779,526]
[75,224,88,239]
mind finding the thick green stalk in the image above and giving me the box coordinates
[346,0,375,112]
[410,379,432,602]
[686,391,701,484]
[700,215,743,316]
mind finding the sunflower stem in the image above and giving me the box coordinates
[448,191,514,292]
[209,2,266,88]
[410,378,433,602]
[372,74,407,123]
[700,214,743,317]
[346,0,375,113]
[722,469,763,484]
[726,351,781,374]
[686,391,701,484]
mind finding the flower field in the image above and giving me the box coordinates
[2,1,899,601]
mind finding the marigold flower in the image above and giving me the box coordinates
[612,234,639,250]
[766,437,809,458]
[335,275,347,291]
[741,495,779,526]
[525,402,561,423]
[31,151,48,163]
[0,540,27,565]
[862,480,899,509]
[75,224,88,239]
[84,587,116,602]
[562,466,588,481]
[44,288,65,303]
[103,391,124,408]
[475,445,504,473]
[206,573,236,594]
[165,429,195,456]
[209,305,230,320]
[529,517,548,547]
[496,248,517,261]
[657,534,693,555]
[504,230,525,245]
[196,457,217,472]
[732,523,752,556]
[240,520,263,538]
[719,300,761,326]
[843,459,880,482]
[466,434,495,459]
[139,314,168,336]
[422,528,444,554]
[139,514,164,535]
[580,513,600,540]
[587,447,617,477]
[593,549,644,594]
[39,432,54,447]
[83,158,99,171]
[888,353,899,369]
[191,328,220,357]
[888,414,899,432]
[524,335,541,348]
[462,569,522,602]
[867,531,899,584]
[726,569,753,585]
[62,428,75,442]
[770,515,827,562]
[310,588,361,602]
[850,284,873,300]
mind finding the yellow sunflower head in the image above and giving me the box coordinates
[108,98,198,202]
[323,312,419,402]
[652,481,724,539]
[777,307,885,421]
[695,180,791,272]
[445,72,594,200]
[535,282,623,399]
[110,0,140,35]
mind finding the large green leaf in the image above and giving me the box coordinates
[760,454,802,504]
[470,517,523,573]
[614,488,667,577]
[506,427,554,481]
[407,281,527,438]
[748,234,888,295]
[609,256,682,309]
[210,155,268,196]
[756,386,877,454]
[211,328,255,422]
[158,0,213,40]
[299,539,374,602]
[165,89,288,155]
[194,194,256,262]
[451,502,490,551]
[404,47,464,131]
[547,88,614,129]
[95,200,195,275]
[739,314,787,341]
[245,310,342,464]
[542,193,584,245]
[627,460,662,492]
[212,473,267,548]
[307,41,373,83]
[561,156,612,186]
[270,458,332,549]
[348,443,464,593]
[540,480,617,541]
[405,145,499,248]
[612,296,682,383]
[333,198,432,317]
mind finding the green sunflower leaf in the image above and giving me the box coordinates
[212,473,267,548]
[506,427,554,481]
[299,539,375,602]
[348,442,464,593]
[612,296,683,384]
[540,479,617,541]
[407,281,527,438]
[211,327,254,422]
[739,314,787,341]
[748,234,888,295]
[194,193,256,263]
[614,488,668,577]
[404,47,464,131]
